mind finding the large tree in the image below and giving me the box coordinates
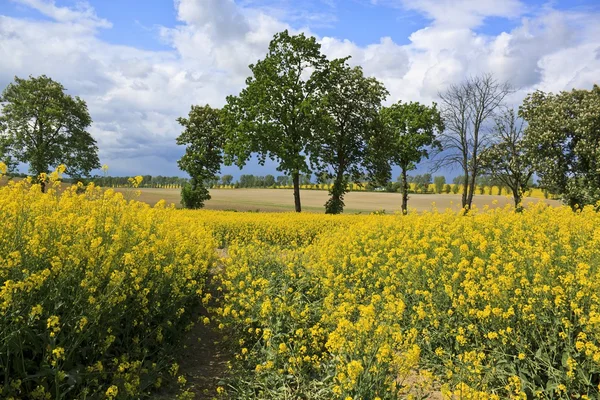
[479,108,534,209]
[0,75,99,191]
[435,74,513,210]
[223,30,327,212]
[310,58,388,214]
[378,101,444,214]
[520,85,600,209]
[176,104,224,209]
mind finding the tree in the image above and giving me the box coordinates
[452,175,465,185]
[239,174,256,188]
[520,85,600,209]
[479,109,534,208]
[310,58,388,214]
[264,174,275,187]
[176,105,224,209]
[435,74,513,210]
[276,175,289,186]
[221,174,233,185]
[413,173,433,193]
[223,30,327,212]
[0,75,99,191]
[377,101,443,214]
[300,174,312,185]
[434,176,446,194]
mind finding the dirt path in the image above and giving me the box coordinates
[153,252,230,399]
[151,320,229,399]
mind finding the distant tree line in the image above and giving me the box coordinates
[89,175,190,188]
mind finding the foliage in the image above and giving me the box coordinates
[92,174,189,188]
[0,75,99,189]
[223,30,327,212]
[412,173,433,194]
[0,167,215,398]
[520,85,600,209]
[434,175,446,194]
[310,57,388,214]
[378,101,443,213]
[180,178,210,209]
[221,174,234,185]
[480,109,535,209]
[176,104,224,208]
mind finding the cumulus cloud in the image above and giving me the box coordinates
[0,0,598,176]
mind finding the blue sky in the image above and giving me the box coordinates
[0,0,599,179]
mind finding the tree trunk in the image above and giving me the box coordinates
[292,171,301,213]
[40,180,46,193]
[513,191,521,209]
[461,173,468,209]
[466,171,477,210]
[326,171,345,214]
[401,167,409,215]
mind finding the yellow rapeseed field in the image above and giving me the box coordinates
[0,166,216,399]
[214,205,600,399]
[1,163,599,399]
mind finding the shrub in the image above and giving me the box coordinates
[181,180,210,209]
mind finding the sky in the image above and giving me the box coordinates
[0,0,599,179]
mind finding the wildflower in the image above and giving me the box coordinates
[105,385,118,399]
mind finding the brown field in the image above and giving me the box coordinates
[115,187,561,213]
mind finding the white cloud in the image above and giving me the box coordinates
[0,0,599,177]
[11,0,111,28]
[400,0,524,28]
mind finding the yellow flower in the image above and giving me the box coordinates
[105,385,118,398]
[29,304,43,319]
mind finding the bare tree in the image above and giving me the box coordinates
[434,74,514,210]
[480,108,534,209]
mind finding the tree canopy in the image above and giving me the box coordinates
[377,101,443,214]
[480,109,534,208]
[520,85,600,209]
[310,57,388,214]
[176,104,224,209]
[223,30,328,212]
[0,75,99,190]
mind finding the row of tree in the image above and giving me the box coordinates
[177,30,445,213]
[0,32,597,213]
[177,29,600,213]
[91,175,189,188]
